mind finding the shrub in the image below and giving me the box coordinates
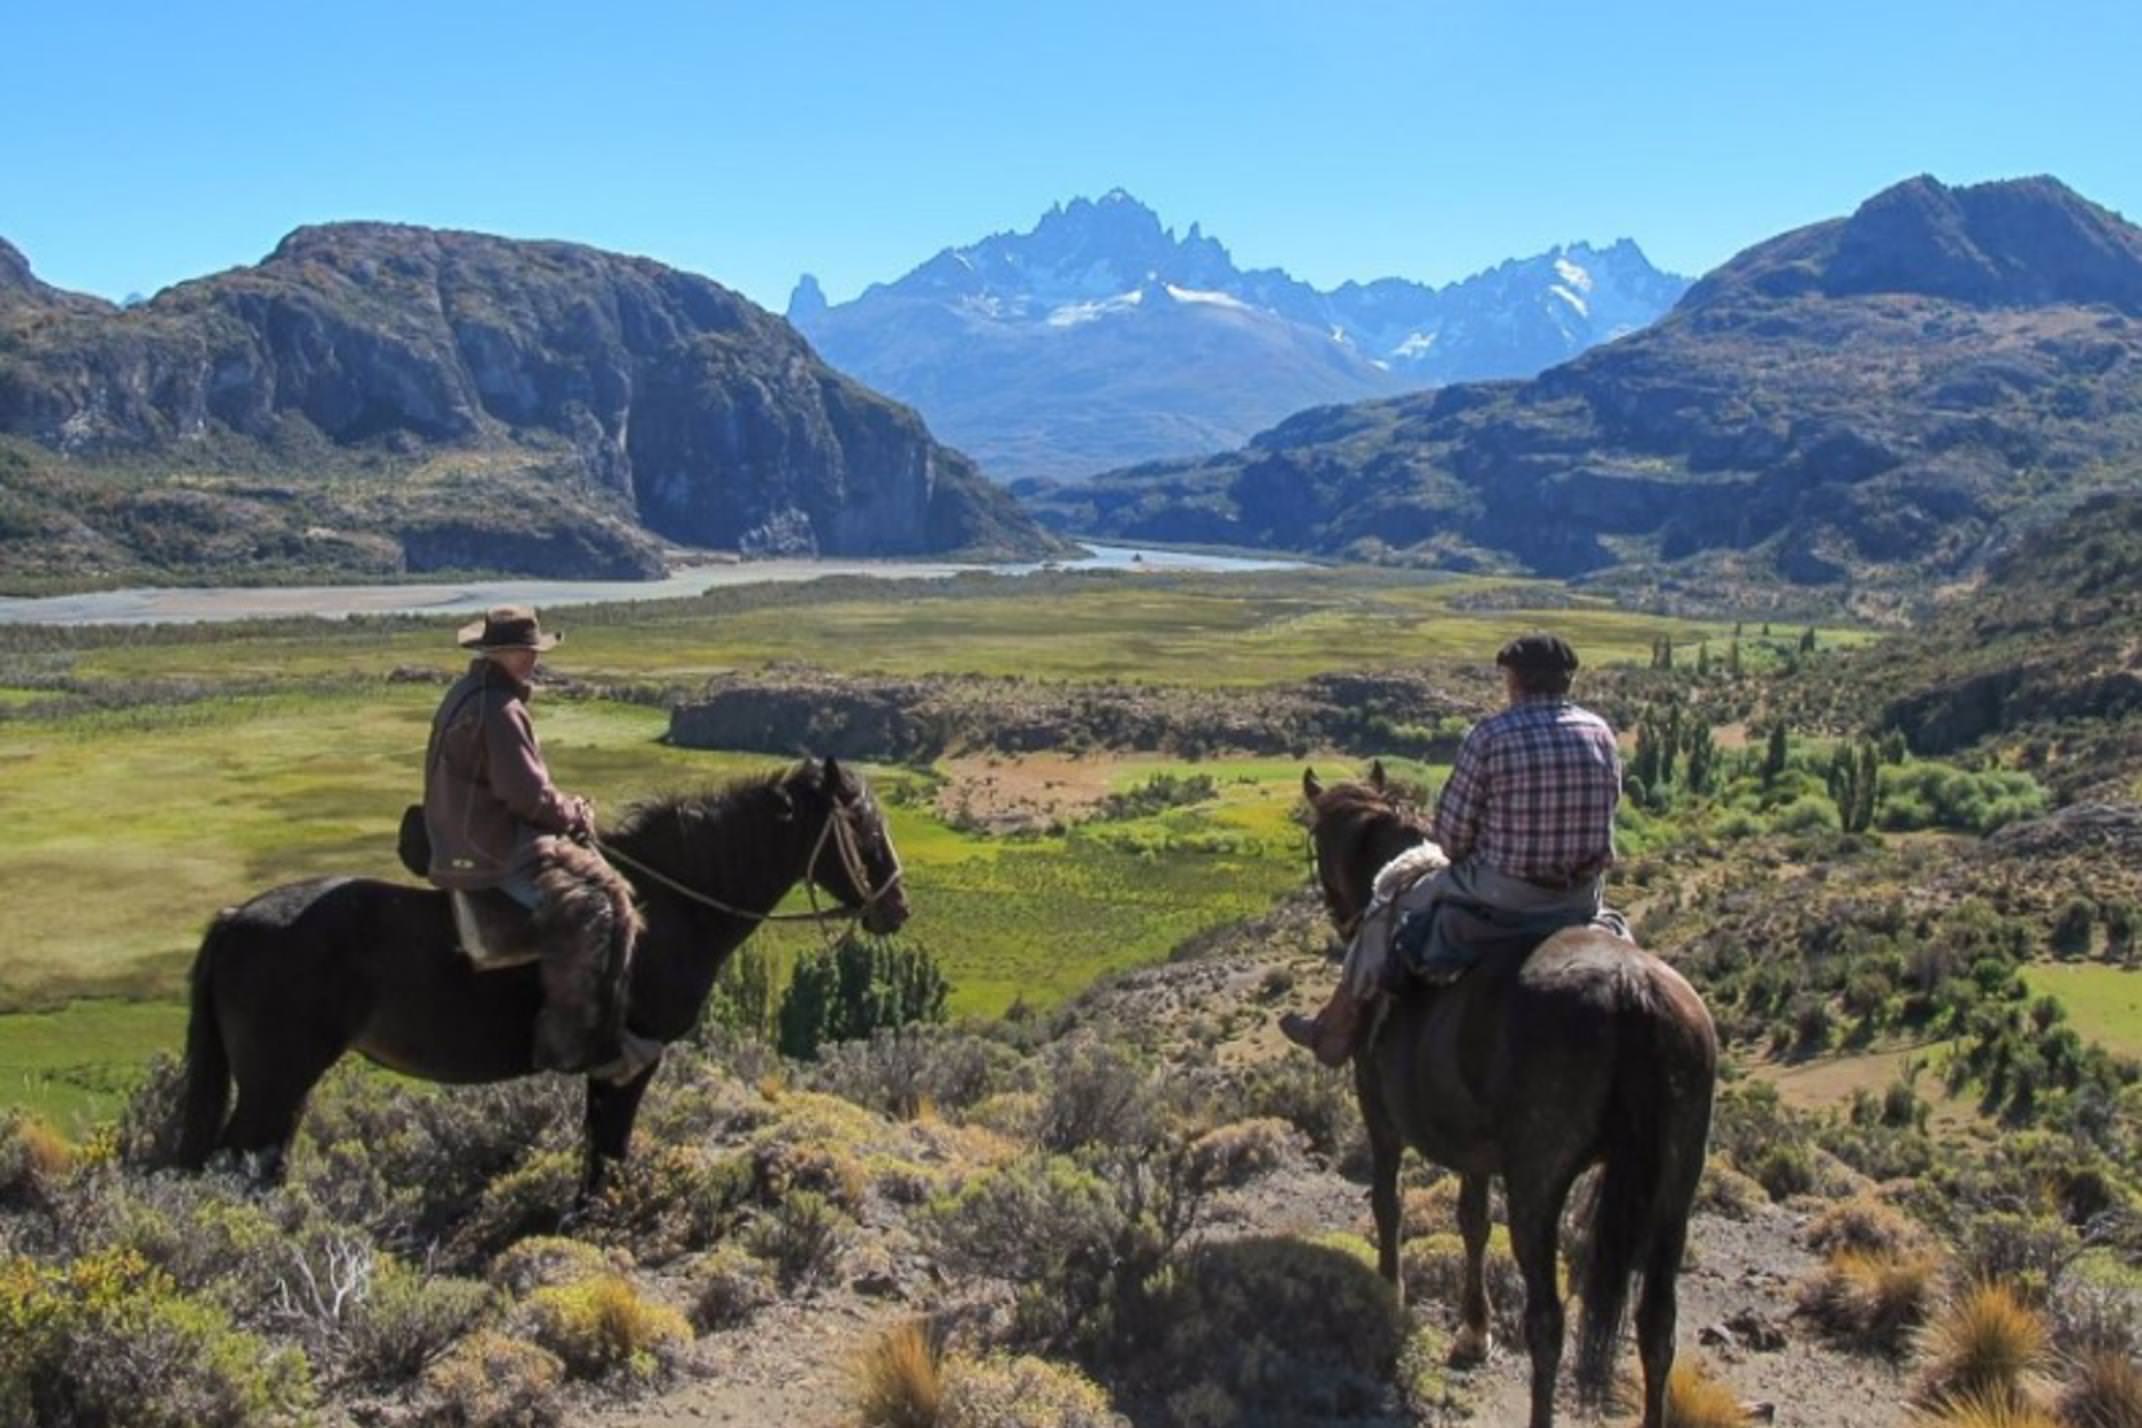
[0,1112,72,1207]
[520,1273,689,1380]
[1665,1357,1751,1428]
[814,1029,1025,1120]
[1130,1236,1404,1425]
[919,1155,1125,1345]
[1038,1038,1159,1153]
[0,1248,315,1427]
[1797,1248,1939,1356]
[1753,1142,1817,1202]
[1771,794,1842,836]
[2055,1346,2142,1428]
[853,1319,944,1428]
[1233,1055,1356,1157]
[1807,1196,1924,1258]
[1400,1230,1525,1341]
[939,1353,1116,1428]
[1918,1281,2050,1408]
[1955,1214,2080,1303]
[745,1190,850,1291]
[582,1144,751,1264]
[1913,1387,2062,1427]
[344,1257,495,1384]
[421,1330,565,1428]
[1185,1117,1299,1190]
[1695,1157,1765,1221]
[452,1148,580,1260]
[487,1237,620,1297]
[2052,900,2097,958]
[686,1244,776,1332]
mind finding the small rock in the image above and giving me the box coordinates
[1725,1307,1788,1352]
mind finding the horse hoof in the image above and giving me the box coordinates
[1450,1324,1491,1365]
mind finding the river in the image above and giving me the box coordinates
[0,543,1302,627]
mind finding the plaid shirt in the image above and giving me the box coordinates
[1431,695,1622,885]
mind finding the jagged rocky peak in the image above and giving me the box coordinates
[787,272,828,322]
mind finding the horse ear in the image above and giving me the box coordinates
[821,756,852,800]
[1302,768,1323,800]
[771,784,795,821]
[1369,759,1387,791]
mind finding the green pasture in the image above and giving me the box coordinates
[2022,962,2142,1058]
[0,683,1367,1125]
[11,569,1864,691]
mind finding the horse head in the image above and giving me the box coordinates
[783,757,910,936]
[1301,764,1428,935]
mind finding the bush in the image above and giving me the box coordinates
[1753,1142,1817,1202]
[1038,1038,1159,1154]
[938,1353,1116,1428]
[1796,1248,1939,1356]
[1914,1388,2062,1427]
[919,1155,1125,1345]
[581,1144,751,1264]
[487,1237,619,1297]
[0,1112,72,1207]
[1877,765,2047,835]
[686,1243,776,1332]
[1695,1157,1765,1221]
[1770,794,1842,836]
[1185,1118,1299,1191]
[344,1258,495,1384]
[520,1273,689,1381]
[813,1028,1026,1120]
[1807,1196,1925,1258]
[422,1330,565,1427]
[853,1319,944,1428]
[1233,1056,1356,1158]
[1400,1230,1524,1341]
[0,1248,315,1427]
[745,1189,850,1291]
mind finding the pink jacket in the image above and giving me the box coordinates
[422,660,582,890]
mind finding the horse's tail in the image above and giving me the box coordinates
[1573,964,1717,1404]
[175,909,236,1170]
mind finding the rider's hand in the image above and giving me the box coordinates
[569,797,595,838]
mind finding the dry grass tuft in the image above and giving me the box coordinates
[1797,1248,1940,1357]
[1807,1195,1925,1258]
[521,1273,690,1381]
[854,1319,946,1428]
[1662,1357,1751,1427]
[2055,1346,2142,1428]
[1918,1281,2050,1407]
[1912,1387,2061,1428]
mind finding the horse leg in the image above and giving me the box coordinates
[577,1055,662,1206]
[1357,1060,1405,1300]
[1452,1171,1493,1363]
[222,1041,343,1186]
[1634,1214,1689,1428]
[1508,1168,1582,1428]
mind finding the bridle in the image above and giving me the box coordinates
[594,791,904,939]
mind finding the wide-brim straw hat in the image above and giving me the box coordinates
[457,605,562,652]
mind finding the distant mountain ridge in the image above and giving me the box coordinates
[0,224,1058,587]
[1030,175,2142,604]
[788,190,1687,482]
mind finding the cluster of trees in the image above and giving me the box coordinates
[708,935,951,1061]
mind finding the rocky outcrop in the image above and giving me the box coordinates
[667,669,1484,761]
[0,224,1060,584]
[1033,176,2142,595]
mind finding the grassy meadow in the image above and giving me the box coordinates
[12,564,1681,1124]
[2023,962,2142,1058]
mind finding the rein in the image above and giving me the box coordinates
[594,798,902,934]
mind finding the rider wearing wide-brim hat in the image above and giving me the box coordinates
[423,605,656,1082]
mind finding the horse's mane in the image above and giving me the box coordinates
[602,765,812,896]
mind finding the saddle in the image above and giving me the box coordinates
[451,890,543,971]
[1393,899,1633,986]
[400,802,539,972]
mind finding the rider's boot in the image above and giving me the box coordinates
[1280,984,1367,1068]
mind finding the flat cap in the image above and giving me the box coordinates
[1495,632,1579,676]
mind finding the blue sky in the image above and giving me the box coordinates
[6,0,2137,311]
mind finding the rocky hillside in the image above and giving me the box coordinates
[791,191,1684,483]
[1032,176,2142,599]
[0,225,1059,586]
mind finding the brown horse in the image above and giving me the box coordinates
[175,758,907,1200]
[1302,766,1717,1428]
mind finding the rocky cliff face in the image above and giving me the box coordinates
[0,224,1057,585]
[1034,176,2142,598]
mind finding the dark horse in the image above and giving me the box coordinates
[1302,766,1716,1428]
[175,757,908,1200]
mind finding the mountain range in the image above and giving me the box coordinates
[787,190,1687,483]
[0,225,1059,588]
[1029,175,2142,605]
